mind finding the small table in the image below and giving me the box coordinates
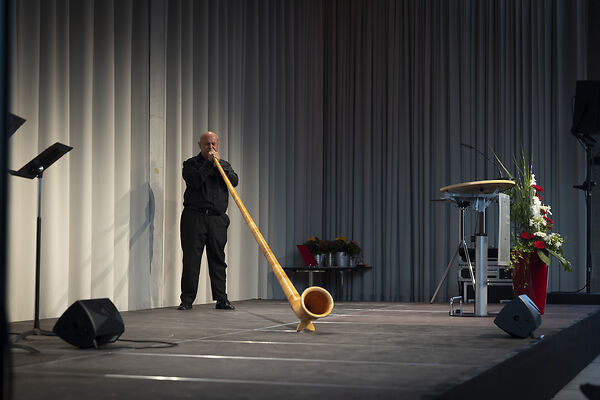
[283,265,372,300]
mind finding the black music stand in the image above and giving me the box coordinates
[10,142,72,344]
[5,114,36,353]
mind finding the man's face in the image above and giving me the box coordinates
[199,132,219,159]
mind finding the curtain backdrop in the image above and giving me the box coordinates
[8,0,588,322]
[320,0,588,301]
[9,0,152,321]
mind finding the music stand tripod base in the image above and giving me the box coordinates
[430,200,475,304]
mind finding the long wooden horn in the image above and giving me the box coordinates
[214,158,334,332]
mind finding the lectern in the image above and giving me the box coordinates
[431,180,514,316]
[10,142,72,342]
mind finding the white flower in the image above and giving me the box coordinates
[529,215,546,232]
[540,205,552,215]
[531,195,542,216]
[534,231,547,238]
[542,233,564,249]
[531,174,536,185]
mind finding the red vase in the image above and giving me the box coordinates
[511,251,549,314]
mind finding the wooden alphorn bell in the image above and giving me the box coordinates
[214,158,334,332]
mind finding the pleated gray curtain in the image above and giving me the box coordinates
[319,0,587,302]
[8,0,588,321]
[160,0,326,304]
[9,0,151,321]
[161,0,588,303]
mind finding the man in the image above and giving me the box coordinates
[178,131,238,310]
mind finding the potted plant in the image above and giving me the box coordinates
[497,153,571,314]
[303,237,325,265]
[332,237,349,267]
[346,240,362,267]
[317,240,334,266]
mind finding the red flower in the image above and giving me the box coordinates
[521,232,535,240]
[534,241,545,249]
[544,216,554,225]
[531,184,544,192]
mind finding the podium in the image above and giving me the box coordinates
[10,142,72,344]
[431,179,514,316]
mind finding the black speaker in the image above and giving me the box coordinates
[494,295,541,338]
[53,298,124,349]
[572,80,600,136]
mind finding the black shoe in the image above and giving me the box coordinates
[215,300,235,310]
[177,303,192,310]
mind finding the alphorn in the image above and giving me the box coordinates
[214,158,334,332]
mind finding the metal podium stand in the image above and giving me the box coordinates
[430,180,514,316]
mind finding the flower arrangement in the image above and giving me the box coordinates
[496,154,571,272]
[304,236,362,257]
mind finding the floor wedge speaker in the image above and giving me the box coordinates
[494,294,541,338]
[53,298,124,348]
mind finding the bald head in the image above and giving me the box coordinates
[199,131,220,161]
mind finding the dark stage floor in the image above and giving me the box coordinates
[7,300,600,399]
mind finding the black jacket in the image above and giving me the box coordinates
[182,154,238,214]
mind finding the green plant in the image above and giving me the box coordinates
[304,237,325,255]
[332,237,348,253]
[346,240,361,257]
[495,152,571,272]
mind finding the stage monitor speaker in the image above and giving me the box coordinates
[494,295,541,338]
[53,298,124,349]
[572,80,600,136]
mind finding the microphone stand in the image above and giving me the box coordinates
[573,134,596,294]
[548,133,600,304]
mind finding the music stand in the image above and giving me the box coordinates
[5,114,35,353]
[10,142,72,344]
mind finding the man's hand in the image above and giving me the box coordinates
[208,150,220,162]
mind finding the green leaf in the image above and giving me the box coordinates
[547,248,573,272]
[536,249,551,265]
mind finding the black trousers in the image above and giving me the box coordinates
[180,208,230,305]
